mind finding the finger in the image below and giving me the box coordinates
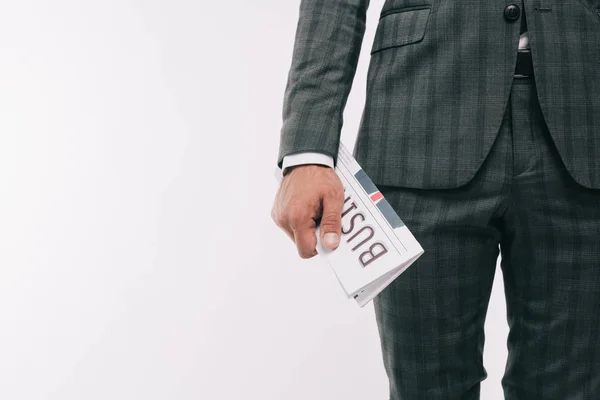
[271,199,296,243]
[293,225,318,259]
[319,188,343,250]
[282,226,295,242]
[286,205,318,258]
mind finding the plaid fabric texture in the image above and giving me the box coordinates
[277,0,600,189]
[374,78,600,399]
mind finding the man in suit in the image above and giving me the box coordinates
[271,0,600,398]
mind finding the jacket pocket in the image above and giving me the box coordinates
[370,6,432,55]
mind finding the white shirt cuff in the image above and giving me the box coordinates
[281,152,335,175]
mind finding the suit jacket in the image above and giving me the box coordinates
[276,0,600,189]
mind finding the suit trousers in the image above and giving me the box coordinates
[373,76,600,400]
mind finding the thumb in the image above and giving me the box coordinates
[320,189,343,250]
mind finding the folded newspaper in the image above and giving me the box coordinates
[275,143,424,307]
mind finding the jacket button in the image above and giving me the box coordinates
[504,4,521,21]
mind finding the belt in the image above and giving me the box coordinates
[514,50,533,77]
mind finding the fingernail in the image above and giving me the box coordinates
[324,233,340,248]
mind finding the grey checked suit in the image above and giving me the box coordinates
[278,0,600,189]
[276,1,600,399]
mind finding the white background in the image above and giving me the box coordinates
[0,1,508,399]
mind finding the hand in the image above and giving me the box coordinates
[272,164,344,259]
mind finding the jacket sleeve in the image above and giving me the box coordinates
[277,0,371,168]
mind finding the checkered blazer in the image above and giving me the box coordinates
[277,0,600,189]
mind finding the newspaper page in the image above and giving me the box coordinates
[275,143,424,307]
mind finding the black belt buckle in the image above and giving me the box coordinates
[514,50,533,77]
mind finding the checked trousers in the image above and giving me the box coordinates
[373,76,600,399]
